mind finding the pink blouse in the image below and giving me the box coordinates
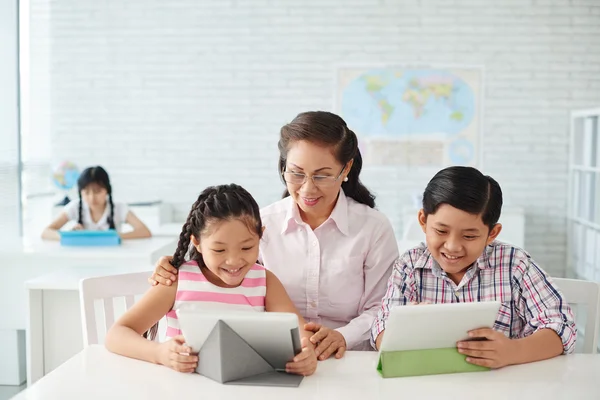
[259,189,399,350]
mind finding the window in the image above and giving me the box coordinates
[0,0,22,240]
[19,0,54,237]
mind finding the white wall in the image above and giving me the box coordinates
[27,0,600,275]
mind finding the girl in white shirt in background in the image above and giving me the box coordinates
[42,166,152,240]
[150,111,399,359]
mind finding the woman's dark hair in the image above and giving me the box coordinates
[144,183,262,340]
[277,111,375,208]
[77,166,115,229]
[422,166,503,231]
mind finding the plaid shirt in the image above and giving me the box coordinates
[371,241,576,353]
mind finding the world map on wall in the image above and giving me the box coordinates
[338,68,480,166]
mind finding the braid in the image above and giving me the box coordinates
[144,207,200,342]
[170,194,210,269]
[107,192,116,230]
[143,323,159,341]
[171,220,194,268]
[144,216,190,342]
[78,192,83,226]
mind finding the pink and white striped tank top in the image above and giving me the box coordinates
[165,260,267,339]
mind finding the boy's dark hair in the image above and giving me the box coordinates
[422,166,503,231]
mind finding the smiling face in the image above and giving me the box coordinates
[191,218,261,288]
[418,204,502,284]
[283,140,351,226]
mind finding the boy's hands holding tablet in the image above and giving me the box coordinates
[406,302,519,369]
[457,327,564,369]
[457,328,518,369]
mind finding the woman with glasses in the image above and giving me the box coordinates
[149,111,399,360]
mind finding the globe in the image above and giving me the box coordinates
[52,161,80,190]
[52,161,80,206]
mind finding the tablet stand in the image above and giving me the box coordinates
[198,320,304,387]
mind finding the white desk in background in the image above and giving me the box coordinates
[0,237,176,384]
[0,236,176,331]
[14,345,600,400]
[24,266,154,386]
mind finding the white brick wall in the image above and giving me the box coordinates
[27,0,600,275]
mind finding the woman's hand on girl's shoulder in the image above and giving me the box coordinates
[148,256,178,286]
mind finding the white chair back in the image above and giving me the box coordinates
[553,278,600,354]
[79,271,151,346]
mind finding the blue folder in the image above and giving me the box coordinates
[59,229,121,246]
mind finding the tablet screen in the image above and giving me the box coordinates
[380,301,501,352]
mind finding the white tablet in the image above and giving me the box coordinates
[379,301,501,352]
[176,309,302,370]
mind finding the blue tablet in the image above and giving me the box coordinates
[59,229,121,246]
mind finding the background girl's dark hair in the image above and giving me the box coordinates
[422,166,503,230]
[277,111,375,208]
[144,183,262,340]
[77,166,115,229]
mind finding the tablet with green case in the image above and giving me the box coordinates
[377,301,501,378]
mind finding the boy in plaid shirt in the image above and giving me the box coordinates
[372,167,576,368]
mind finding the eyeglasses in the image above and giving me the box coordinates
[282,166,346,187]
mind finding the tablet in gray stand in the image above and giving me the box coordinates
[197,320,304,387]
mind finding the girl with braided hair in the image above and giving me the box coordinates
[42,166,151,240]
[105,184,317,376]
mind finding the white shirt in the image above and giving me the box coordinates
[259,189,399,350]
[64,199,129,231]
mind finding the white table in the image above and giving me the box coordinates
[0,237,175,386]
[13,346,600,400]
[0,236,175,331]
[24,266,154,386]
